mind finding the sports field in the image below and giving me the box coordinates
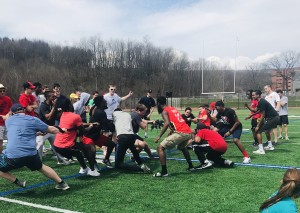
[0,108,299,213]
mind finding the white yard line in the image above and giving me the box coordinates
[0,197,82,213]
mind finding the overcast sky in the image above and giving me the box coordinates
[0,0,299,69]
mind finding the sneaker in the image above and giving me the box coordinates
[79,167,90,174]
[224,160,235,168]
[264,146,275,151]
[285,136,289,141]
[195,165,203,170]
[94,163,101,172]
[102,159,113,168]
[187,167,196,171]
[55,182,70,190]
[251,142,259,147]
[253,149,265,155]
[16,180,26,188]
[201,160,213,169]
[68,159,77,164]
[140,164,152,173]
[277,135,283,139]
[263,141,269,146]
[87,169,101,177]
[57,160,70,165]
[153,172,169,177]
[242,157,251,164]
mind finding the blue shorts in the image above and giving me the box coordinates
[219,127,242,139]
[0,152,42,172]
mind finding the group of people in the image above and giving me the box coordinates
[0,81,298,212]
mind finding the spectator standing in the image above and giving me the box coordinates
[19,82,38,116]
[277,90,289,141]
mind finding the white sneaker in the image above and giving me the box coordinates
[79,167,90,174]
[87,169,101,177]
[277,135,283,139]
[140,164,152,173]
[285,136,289,141]
[253,149,265,155]
[242,157,251,164]
[264,146,275,151]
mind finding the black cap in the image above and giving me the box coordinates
[11,103,24,113]
[215,100,224,107]
[147,89,152,93]
[23,82,36,90]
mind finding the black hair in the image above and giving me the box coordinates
[157,96,167,105]
[185,107,192,111]
[57,98,74,112]
[53,83,60,89]
[254,90,262,96]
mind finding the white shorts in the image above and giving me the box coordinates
[0,126,7,140]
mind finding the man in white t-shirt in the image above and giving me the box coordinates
[264,85,280,144]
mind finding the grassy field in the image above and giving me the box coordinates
[0,108,299,213]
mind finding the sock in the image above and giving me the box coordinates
[242,150,249,158]
[258,144,263,151]
[268,141,273,147]
[161,165,167,174]
[187,159,193,168]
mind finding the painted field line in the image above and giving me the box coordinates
[0,197,82,213]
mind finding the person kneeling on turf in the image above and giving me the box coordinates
[193,124,234,169]
[0,103,69,190]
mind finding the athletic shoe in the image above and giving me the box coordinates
[277,135,283,139]
[57,160,70,165]
[263,141,269,146]
[253,149,265,155]
[79,167,90,174]
[201,160,213,169]
[242,157,251,163]
[87,169,101,177]
[68,159,77,164]
[55,182,70,190]
[224,160,235,168]
[140,164,152,173]
[251,142,259,147]
[186,167,196,171]
[16,180,26,188]
[94,163,101,172]
[264,146,275,151]
[153,172,169,177]
[102,159,113,168]
[285,136,289,141]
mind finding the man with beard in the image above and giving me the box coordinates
[154,96,195,177]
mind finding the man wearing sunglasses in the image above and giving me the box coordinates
[0,84,13,154]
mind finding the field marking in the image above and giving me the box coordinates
[0,197,82,213]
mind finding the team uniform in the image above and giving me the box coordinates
[198,109,211,127]
[19,93,37,116]
[0,95,13,141]
[216,108,242,139]
[250,99,262,130]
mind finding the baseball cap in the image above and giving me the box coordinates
[23,82,36,89]
[0,84,5,89]
[11,103,24,113]
[147,89,152,93]
[210,102,216,110]
[215,100,224,107]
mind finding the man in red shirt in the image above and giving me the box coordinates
[19,82,38,116]
[197,104,211,127]
[0,84,13,153]
[194,124,234,169]
[154,96,194,177]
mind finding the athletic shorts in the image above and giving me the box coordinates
[160,132,192,150]
[134,135,144,141]
[219,127,242,139]
[0,126,7,140]
[82,135,109,148]
[0,152,42,172]
[260,116,280,133]
[251,119,258,130]
[278,115,289,125]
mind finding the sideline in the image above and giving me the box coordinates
[0,197,82,213]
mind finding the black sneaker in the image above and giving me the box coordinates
[251,142,259,146]
[102,159,113,168]
[55,182,70,190]
[16,180,26,188]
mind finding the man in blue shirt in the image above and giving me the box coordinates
[0,103,70,190]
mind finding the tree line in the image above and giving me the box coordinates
[0,36,298,102]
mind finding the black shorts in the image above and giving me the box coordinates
[134,134,144,141]
[260,116,280,133]
[278,115,289,125]
[0,152,42,172]
[251,118,258,130]
[54,144,83,160]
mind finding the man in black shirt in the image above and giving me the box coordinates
[138,89,156,138]
[251,90,279,155]
[181,107,197,127]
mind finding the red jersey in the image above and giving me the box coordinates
[54,112,82,148]
[164,106,192,134]
[251,99,261,119]
[198,109,211,126]
[0,96,13,126]
[19,93,36,116]
[196,129,227,153]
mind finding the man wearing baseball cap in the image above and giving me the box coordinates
[19,82,38,116]
[0,84,13,154]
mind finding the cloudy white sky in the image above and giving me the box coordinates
[0,0,299,69]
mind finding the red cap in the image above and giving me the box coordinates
[210,102,216,110]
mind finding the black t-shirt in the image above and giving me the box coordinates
[131,111,142,133]
[39,102,55,126]
[216,108,242,129]
[257,98,278,118]
[138,96,156,115]
[84,108,109,140]
[181,113,195,127]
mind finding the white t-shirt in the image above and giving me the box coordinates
[104,93,121,120]
[265,91,280,109]
[113,111,134,136]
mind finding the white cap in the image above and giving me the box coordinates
[0,84,5,89]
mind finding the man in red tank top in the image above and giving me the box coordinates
[153,96,195,177]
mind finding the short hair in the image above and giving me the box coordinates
[33,82,42,88]
[199,104,209,108]
[254,90,262,96]
[53,83,60,89]
[44,91,54,99]
[157,96,166,105]
[57,98,73,112]
[185,107,192,111]
[215,100,224,107]
[277,89,283,94]
[135,104,147,111]
[109,83,116,88]
[93,91,99,95]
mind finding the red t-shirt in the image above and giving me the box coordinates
[164,106,192,134]
[19,93,36,116]
[196,129,227,153]
[54,112,82,148]
[251,99,261,119]
[0,96,13,126]
[198,109,211,126]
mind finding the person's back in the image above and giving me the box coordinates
[261,195,297,213]
[113,110,134,136]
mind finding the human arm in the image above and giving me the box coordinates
[121,91,133,101]
[154,111,170,143]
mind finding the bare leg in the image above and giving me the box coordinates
[39,164,62,183]
[233,138,246,153]
[0,171,17,183]
[284,124,288,138]
[157,144,166,166]
[0,140,3,154]
[273,128,278,143]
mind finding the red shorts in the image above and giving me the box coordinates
[82,135,109,147]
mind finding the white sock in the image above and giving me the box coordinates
[258,144,263,151]
[268,141,273,147]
